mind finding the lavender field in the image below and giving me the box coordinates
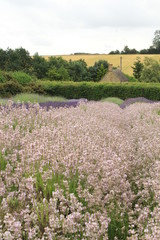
[0,101,160,239]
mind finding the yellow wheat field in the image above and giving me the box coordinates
[43,54,160,76]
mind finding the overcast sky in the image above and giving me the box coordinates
[0,0,160,55]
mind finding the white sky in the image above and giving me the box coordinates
[0,0,160,55]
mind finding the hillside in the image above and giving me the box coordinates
[43,54,160,76]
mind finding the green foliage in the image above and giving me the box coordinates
[0,81,23,97]
[132,57,144,80]
[58,66,70,80]
[0,151,7,171]
[0,71,14,83]
[0,71,7,83]
[109,49,120,54]
[32,53,49,79]
[152,30,160,53]
[8,197,19,210]
[36,201,49,233]
[38,80,160,101]
[47,66,64,80]
[0,47,110,82]
[10,93,67,103]
[26,82,45,95]
[35,170,80,201]
[68,170,79,197]
[11,71,33,86]
[125,74,137,82]
[88,60,108,82]
[121,45,138,54]
[0,47,32,72]
[48,56,69,69]
[68,59,89,82]
[35,171,65,200]
[140,57,160,82]
[0,49,7,70]
[108,205,129,240]
[34,170,81,236]
[96,64,107,81]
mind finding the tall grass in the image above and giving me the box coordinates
[0,93,67,104]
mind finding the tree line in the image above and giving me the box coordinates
[109,30,160,54]
[132,57,160,82]
[0,48,108,82]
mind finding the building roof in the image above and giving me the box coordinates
[101,67,128,83]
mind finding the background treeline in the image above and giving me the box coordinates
[109,30,160,54]
[0,47,160,85]
[0,48,108,82]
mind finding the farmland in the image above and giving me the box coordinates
[0,101,160,239]
[43,54,160,76]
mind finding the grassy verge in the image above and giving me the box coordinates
[0,93,67,104]
[101,97,123,105]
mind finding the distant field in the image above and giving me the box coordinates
[43,54,160,76]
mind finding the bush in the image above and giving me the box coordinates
[0,71,14,82]
[125,74,137,82]
[0,71,7,83]
[11,71,33,86]
[0,81,23,97]
[140,58,160,83]
[37,81,160,101]
[28,82,45,94]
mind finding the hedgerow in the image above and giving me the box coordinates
[37,81,160,101]
[1,80,160,100]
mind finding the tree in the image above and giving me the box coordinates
[152,30,160,53]
[88,60,108,82]
[121,46,130,54]
[109,50,120,54]
[140,57,160,82]
[0,49,7,70]
[48,56,69,69]
[57,66,70,80]
[132,57,144,80]
[14,47,33,72]
[96,64,107,81]
[68,59,89,82]
[121,45,138,54]
[47,66,70,81]
[47,67,62,80]
[5,47,32,72]
[32,53,49,79]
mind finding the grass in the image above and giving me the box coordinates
[0,94,124,106]
[43,54,160,76]
[101,97,124,105]
[0,93,67,104]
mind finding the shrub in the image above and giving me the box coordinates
[11,71,33,86]
[125,74,137,82]
[0,71,7,83]
[140,57,160,83]
[0,81,23,97]
[37,81,160,101]
[28,82,45,94]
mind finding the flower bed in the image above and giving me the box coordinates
[0,102,160,239]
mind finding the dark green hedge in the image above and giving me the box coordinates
[37,81,160,101]
[1,80,160,100]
